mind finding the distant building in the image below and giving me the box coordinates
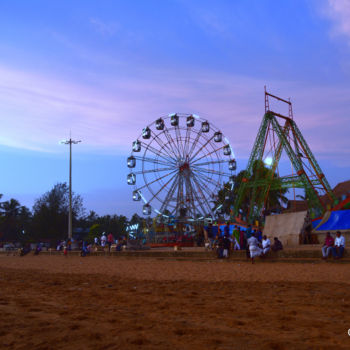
[284,179,350,213]
[332,180,350,201]
[284,199,308,213]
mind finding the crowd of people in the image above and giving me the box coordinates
[89,233,128,255]
[14,224,347,262]
[206,222,284,263]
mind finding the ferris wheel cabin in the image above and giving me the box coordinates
[170,114,179,126]
[186,115,195,127]
[127,173,136,185]
[143,204,152,215]
[132,140,141,152]
[156,118,165,130]
[223,145,231,156]
[201,121,210,133]
[133,190,141,201]
[142,127,151,139]
[229,159,237,171]
[127,156,136,168]
[214,131,222,142]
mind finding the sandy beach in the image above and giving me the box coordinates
[1,255,350,349]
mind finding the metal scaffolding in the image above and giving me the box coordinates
[233,89,335,223]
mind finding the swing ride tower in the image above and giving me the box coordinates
[233,88,335,224]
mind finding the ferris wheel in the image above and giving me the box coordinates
[127,113,236,220]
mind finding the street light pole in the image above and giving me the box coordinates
[60,138,81,239]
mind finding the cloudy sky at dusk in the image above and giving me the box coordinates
[1,0,350,217]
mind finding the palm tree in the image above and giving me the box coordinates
[215,160,288,220]
[1,199,21,217]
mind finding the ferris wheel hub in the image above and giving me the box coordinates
[179,162,190,172]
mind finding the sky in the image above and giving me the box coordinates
[0,0,350,217]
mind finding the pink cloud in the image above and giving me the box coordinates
[323,0,350,43]
[0,63,349,167]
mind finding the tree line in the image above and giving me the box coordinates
[1,161,291,244]
[0,183,133,244]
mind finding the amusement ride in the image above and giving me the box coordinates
[127,113,237,221]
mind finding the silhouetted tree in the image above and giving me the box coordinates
[0,198,32,242]
[31,183,84,241]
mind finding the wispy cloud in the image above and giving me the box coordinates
[323,0,350,43]
[0,62,349,167]
[0,64,263,155]
[90,18,119,36]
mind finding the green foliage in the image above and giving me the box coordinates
[95,215,128,238]
[0,186,129,244]
[216,160,288,220]
[0,198,32,242]
[86,223,101,243]
[31,183,84,242]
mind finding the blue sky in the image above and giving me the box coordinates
[0,0,350,217]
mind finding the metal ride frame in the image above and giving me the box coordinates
[233,89,335,223]
[127,113,236,221]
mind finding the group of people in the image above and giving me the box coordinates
[93,233,127,253]
[321,231,346,259]
[54,233,126,257]
[56,238,73,253]
[213,222,283,263]
[247,233,283,263]
[94,232,116,252]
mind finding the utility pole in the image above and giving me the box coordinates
[60,138,81,239]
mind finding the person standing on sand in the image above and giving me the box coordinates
[216,235,224,259]
[232,226,240,244]
[239,229,244,249]
[246,225,252,239]
[321,232,334,260]
[245,225,252,259]
[107,233,114,252]
[232,234,240,250]
[257,228,263,242]
[222,234,231,258]
[247,233,262,264]
[101,233,107,247]
[224,222,230,237]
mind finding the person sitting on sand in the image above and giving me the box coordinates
[271,237,283,252]
[34,243,42,255]
[321,232,334,260]
[20,244,31,256]
[332,231,345,259]
[247,233,262,264]
[261,235,271,256]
